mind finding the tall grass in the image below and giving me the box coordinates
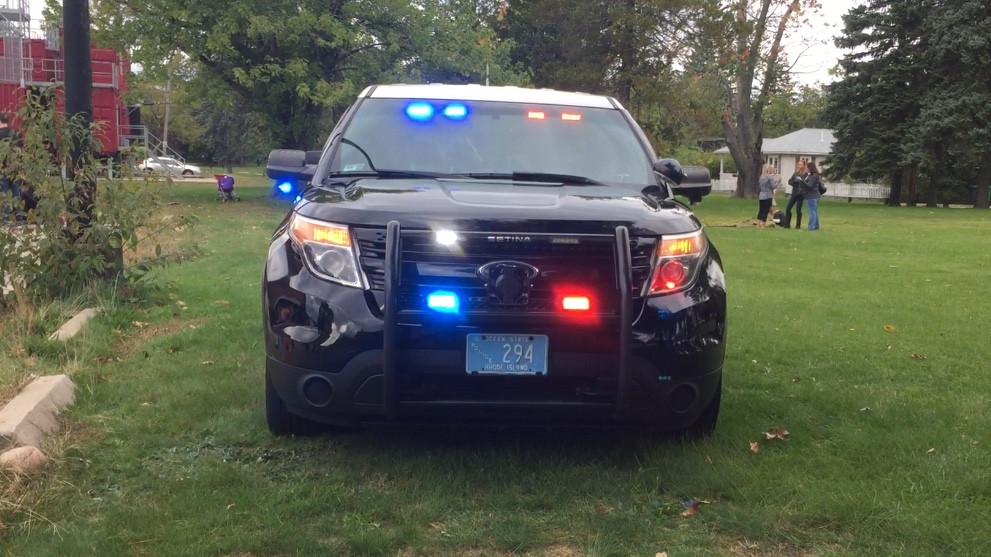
[2,187,990,556]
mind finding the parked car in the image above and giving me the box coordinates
[262,84,726,436]
[140,156,203,177]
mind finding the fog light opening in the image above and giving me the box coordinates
[669,384,698,414]
[302,376,334,407]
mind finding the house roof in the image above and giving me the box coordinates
[714,128,835,156]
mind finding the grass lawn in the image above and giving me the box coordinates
[2,183,990,556]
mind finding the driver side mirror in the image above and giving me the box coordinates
[653,158,686,185]
[266,149,316,182]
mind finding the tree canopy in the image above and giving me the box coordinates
[827,0,991,207]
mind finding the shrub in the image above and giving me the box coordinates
[0,88,196,306]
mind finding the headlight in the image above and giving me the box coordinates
[647,229,707,295]
[288,214,362,287]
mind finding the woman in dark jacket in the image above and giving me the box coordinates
[801,161,823,231]
[785,159,807,228]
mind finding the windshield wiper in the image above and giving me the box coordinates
[321,169,449,185]
[454,172,605,186]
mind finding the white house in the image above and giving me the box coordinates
[713,128,889,200]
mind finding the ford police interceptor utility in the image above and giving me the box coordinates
[262,84,726,436]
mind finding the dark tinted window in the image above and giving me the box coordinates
[333,98,653,185]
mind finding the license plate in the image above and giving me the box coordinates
[466,334,548,375]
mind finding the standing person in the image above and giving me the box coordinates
[801,161,823,231]
[756,163,779,226]
[0,112,17,220]
[784,159,808,229]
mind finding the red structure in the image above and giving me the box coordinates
[0,4,133,155]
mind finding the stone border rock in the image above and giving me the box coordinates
[49,307,100,341]
[1,309,89,473]
[0,375,75,473]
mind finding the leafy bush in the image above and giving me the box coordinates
[0,89,196,306]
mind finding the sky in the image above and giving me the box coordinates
[786,0,861,84]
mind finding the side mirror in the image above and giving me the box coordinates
[266,149,307,181]
[653,158,686,185]
[671,165,713,204]
[304,150,322,165]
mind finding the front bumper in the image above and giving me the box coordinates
[263,224,726,427]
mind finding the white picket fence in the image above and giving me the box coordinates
[714,175,890,201]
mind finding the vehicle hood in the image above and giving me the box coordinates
[296,178,700,236]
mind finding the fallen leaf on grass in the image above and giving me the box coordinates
[201,360,214,365]
[883,325,896,332]
[132,321,148,329]
[654,500,710,517]
[763,427,790,441]
[225,503,235,510]
[791,376,801,383]
[911,353,925,360]
[926,448,936,454]
[656,553,669,557]
[749,441,760,453]
[214,300,230,307]
[595,503,615,514]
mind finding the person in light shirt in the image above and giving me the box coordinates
[756,162,779,227]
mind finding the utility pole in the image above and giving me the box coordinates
[63,0,108,268]
[63,0,93,127]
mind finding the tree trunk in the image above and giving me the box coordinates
[162,76,172,156]
[721,0,800,199]
[906,169,917,207]
[926,154,942,208]
[888,170,902,206]
[975,150,991,209]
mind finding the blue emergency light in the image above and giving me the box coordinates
[427,291,460,314]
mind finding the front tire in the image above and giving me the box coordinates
[265,370,323,436]
[182,169,194,176]
[682,378,721,439]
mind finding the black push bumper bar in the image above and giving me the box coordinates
[381,221,636,421]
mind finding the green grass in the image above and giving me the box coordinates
[2,188,991,556]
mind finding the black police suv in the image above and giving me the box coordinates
[263,84,726,435]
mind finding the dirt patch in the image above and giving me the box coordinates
[113,318,208,361]
[724,536,816,557]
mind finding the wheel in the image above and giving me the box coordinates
[143,167,154,175]
[182,169,194,176]
[265,370,324,436]
[681,378,721,439]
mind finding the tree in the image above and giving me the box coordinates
[826,0,929,206]
[903,0,991,209]
[92,0,418,149]
[762,83,827,138]
[497,0,722,151]
[391,0,528,86]
[499,0,613,93]
[827,0,991,208]
[707,0,817,198]
[193,92,272,172]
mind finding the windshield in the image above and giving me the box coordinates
[330,98,654,186]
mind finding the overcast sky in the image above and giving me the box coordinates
[786,0,861,84]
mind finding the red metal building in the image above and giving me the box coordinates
[0,1,132,155]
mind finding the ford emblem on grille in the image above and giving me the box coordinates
[477,261,540,306]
